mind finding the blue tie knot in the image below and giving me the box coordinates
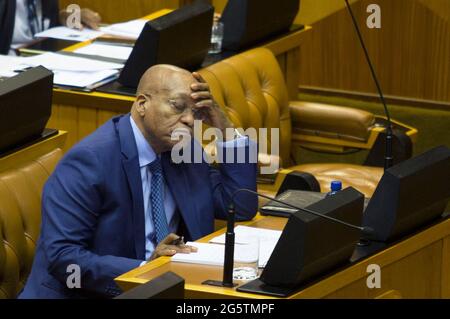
[148,158,162,175]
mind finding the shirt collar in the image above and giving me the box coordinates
[130,116,157,168]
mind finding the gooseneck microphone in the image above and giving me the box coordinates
[344,0,394,170]
[231,189,374,236]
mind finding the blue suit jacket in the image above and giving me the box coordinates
[19,114,257,298]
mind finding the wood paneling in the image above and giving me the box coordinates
[298,0,450,104]
[58,0,182,23]
[48,104,122,151]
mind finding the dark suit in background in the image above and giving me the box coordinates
[0,0,60,54]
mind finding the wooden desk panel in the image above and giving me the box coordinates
[115,216,450,299]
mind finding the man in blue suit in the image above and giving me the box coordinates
[19,65,258,298]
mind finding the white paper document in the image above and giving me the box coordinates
[22,52,124,72]
[35,26,103,42]
[171,226,282,268]
[74,43,133,61]
[100,19,147,39]
[52,69,119,88]
[0,55,29,77]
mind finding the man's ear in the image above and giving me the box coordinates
[135,94,149,117]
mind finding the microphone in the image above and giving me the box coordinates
[203,188,374,288]
[231,189,374,237]
[344,0,394,170]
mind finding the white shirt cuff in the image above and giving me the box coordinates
[217,136,248,148]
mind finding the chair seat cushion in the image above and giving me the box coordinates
[291,163,383,198]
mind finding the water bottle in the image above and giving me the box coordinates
[326,181,342,197]
[209,21,224,54]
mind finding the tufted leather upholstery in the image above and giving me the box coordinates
[200,47,293,165]
[0,149,62,299]
[199,48,383,197]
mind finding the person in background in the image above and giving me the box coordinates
[0,0,101,55]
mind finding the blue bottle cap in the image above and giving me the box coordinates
[331,180,342,192]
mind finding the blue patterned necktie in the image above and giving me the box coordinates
[148,158,169,244]
[26,0,41,35]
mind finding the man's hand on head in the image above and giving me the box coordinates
[191,72,234,138]
[148,233,197,262]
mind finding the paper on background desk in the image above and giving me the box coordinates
[0,53,122,88]
[35,26,103,42]
[100,19,147,39]
[74,43,133,61]
[0,55,27,77]
[171,226,282,268]
[22,52,123,71]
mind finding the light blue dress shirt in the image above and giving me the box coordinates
[130,117,179,261]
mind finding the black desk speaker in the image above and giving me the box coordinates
[115,271,184,299]
[260,187,363,288]
[362,145,450,242]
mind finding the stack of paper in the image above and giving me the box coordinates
[1,52,123,89]
[0,55,28,77]
[100,19,147,39]
[171,226,282,268]
[74,43,133,61]
[23,52,123,72]
[35,26,103,42]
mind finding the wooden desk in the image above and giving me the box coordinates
[0,131,67,173]
[115,215,450,299]
[46,9,311,151]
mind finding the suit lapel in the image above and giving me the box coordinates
[116,115,146,260]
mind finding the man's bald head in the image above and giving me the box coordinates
[131,64,201,154]
[136,64,196,96]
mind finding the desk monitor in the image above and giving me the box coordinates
[115,272,184,299]
[238,187,364,297]
[362,145,450,243]
[220,0,300,51]
[0,66,53,153]
[118,1,214,88]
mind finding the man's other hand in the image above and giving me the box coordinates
[149,233,198,261]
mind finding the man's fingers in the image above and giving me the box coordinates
[185,245,198,252]
[163,245,195,254]
[160,233,180,245]
[81,9,101,30]
[158,248,177,256]
[194,100,214,109]
[191,91,211,100]
[191,82,209,92]
[192,72,206,83]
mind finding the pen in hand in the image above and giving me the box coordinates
[170,236,185,246]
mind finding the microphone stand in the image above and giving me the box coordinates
[344,0,393,170]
